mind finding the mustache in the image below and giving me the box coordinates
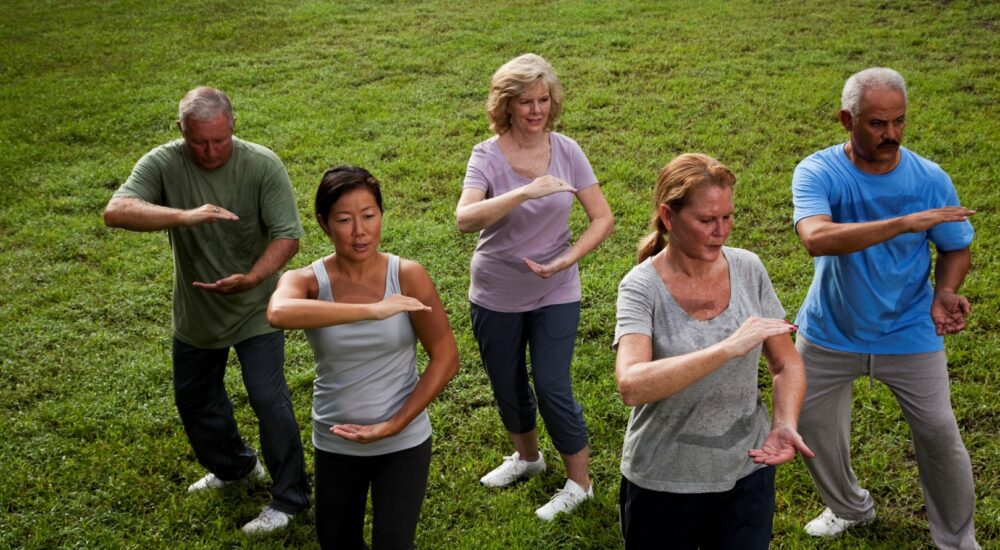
[878,140,900,148]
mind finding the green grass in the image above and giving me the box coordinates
[2,0,998,548]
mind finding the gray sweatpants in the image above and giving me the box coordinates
[796,336,979,550]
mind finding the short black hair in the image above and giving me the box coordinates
[315,166,384,223]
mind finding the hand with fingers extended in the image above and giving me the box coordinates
[183,203,240,226]
[748,424,815,465]
[331,420,397,444]
[931,290,971,336]
[193,273,260,294]
[372,294,432,320]
[903,206,975,233]
[722,317,798,358]
[520,175,577,200]
[523,256,569,279]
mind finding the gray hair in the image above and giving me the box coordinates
[841,68,907,116]
[178,87,234,131]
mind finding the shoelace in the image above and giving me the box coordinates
[550,487,577,503]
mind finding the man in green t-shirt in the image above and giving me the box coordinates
[104,87,309,535]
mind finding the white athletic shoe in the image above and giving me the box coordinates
[479,452,546,488]
[804,506,876,537]
[535,478,593,521]
[242,506,292,535]
[187,459,266,493]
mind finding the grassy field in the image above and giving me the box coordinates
[2,0,998,548]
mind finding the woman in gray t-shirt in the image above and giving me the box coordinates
[613,154,814,549]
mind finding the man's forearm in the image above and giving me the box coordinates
[103,196,185,231]
[934,247,971,294]
[797,216,907,256]
[248,238,300,285]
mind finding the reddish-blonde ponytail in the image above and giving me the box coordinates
[636,153,736,263]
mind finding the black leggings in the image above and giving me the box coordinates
[314,437,432,550]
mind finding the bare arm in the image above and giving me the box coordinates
[332,261,459,443]
[455,175,576,233]
[524,184,615,278]
[193,238,299,295]
[748,334,815,465]
[615,317,797,407]
[267,266,431,330]
[931,247,972,336]
[103,196,239,231]
[763,334,806,431]
[796,207,975,257]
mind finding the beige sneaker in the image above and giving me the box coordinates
[242,506,292,535]
[187,459,265,493]
[480,452,546,488]
[804,506,876,537]
[535,479,593,521]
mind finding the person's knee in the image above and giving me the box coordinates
[245,384,292,418]
[910,413,963,447]
[173,383,223,413]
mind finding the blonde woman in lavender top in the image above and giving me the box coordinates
[456,53,614,521]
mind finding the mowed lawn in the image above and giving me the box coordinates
[1,1,998,548]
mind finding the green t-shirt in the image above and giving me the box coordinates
[114,137,304,348]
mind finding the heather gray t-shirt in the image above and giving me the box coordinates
[613,247,785,493]
[305,254,431,456]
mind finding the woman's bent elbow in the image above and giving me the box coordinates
[455,216,477,234]
[616,378,642,407]
[266,306,289,329]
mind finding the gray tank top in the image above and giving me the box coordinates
[305,254,431,456]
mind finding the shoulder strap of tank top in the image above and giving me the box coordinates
[310,258,334,302]
[386,254,401,296]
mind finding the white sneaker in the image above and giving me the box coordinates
[804,506,876,537]
[187,459,266,493]
[242,506,292,535]
[480,452,546,488]
[535,479,593,521]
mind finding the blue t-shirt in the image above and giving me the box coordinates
[792,144,973,354]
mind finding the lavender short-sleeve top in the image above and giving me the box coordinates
[463,132,598,312]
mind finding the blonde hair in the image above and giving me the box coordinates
[486,53,564,135]
[636,153,736,263]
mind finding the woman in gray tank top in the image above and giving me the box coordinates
[613,154,814,549]
[268,166,459,549]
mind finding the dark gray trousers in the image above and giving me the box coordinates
[173,331,310,514]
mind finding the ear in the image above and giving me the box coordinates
[316,213,331,236]
[176,120,184,135]
[658,203,673,233]
[838,109,853,132]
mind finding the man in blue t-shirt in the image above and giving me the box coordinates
[792,68,979,549]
